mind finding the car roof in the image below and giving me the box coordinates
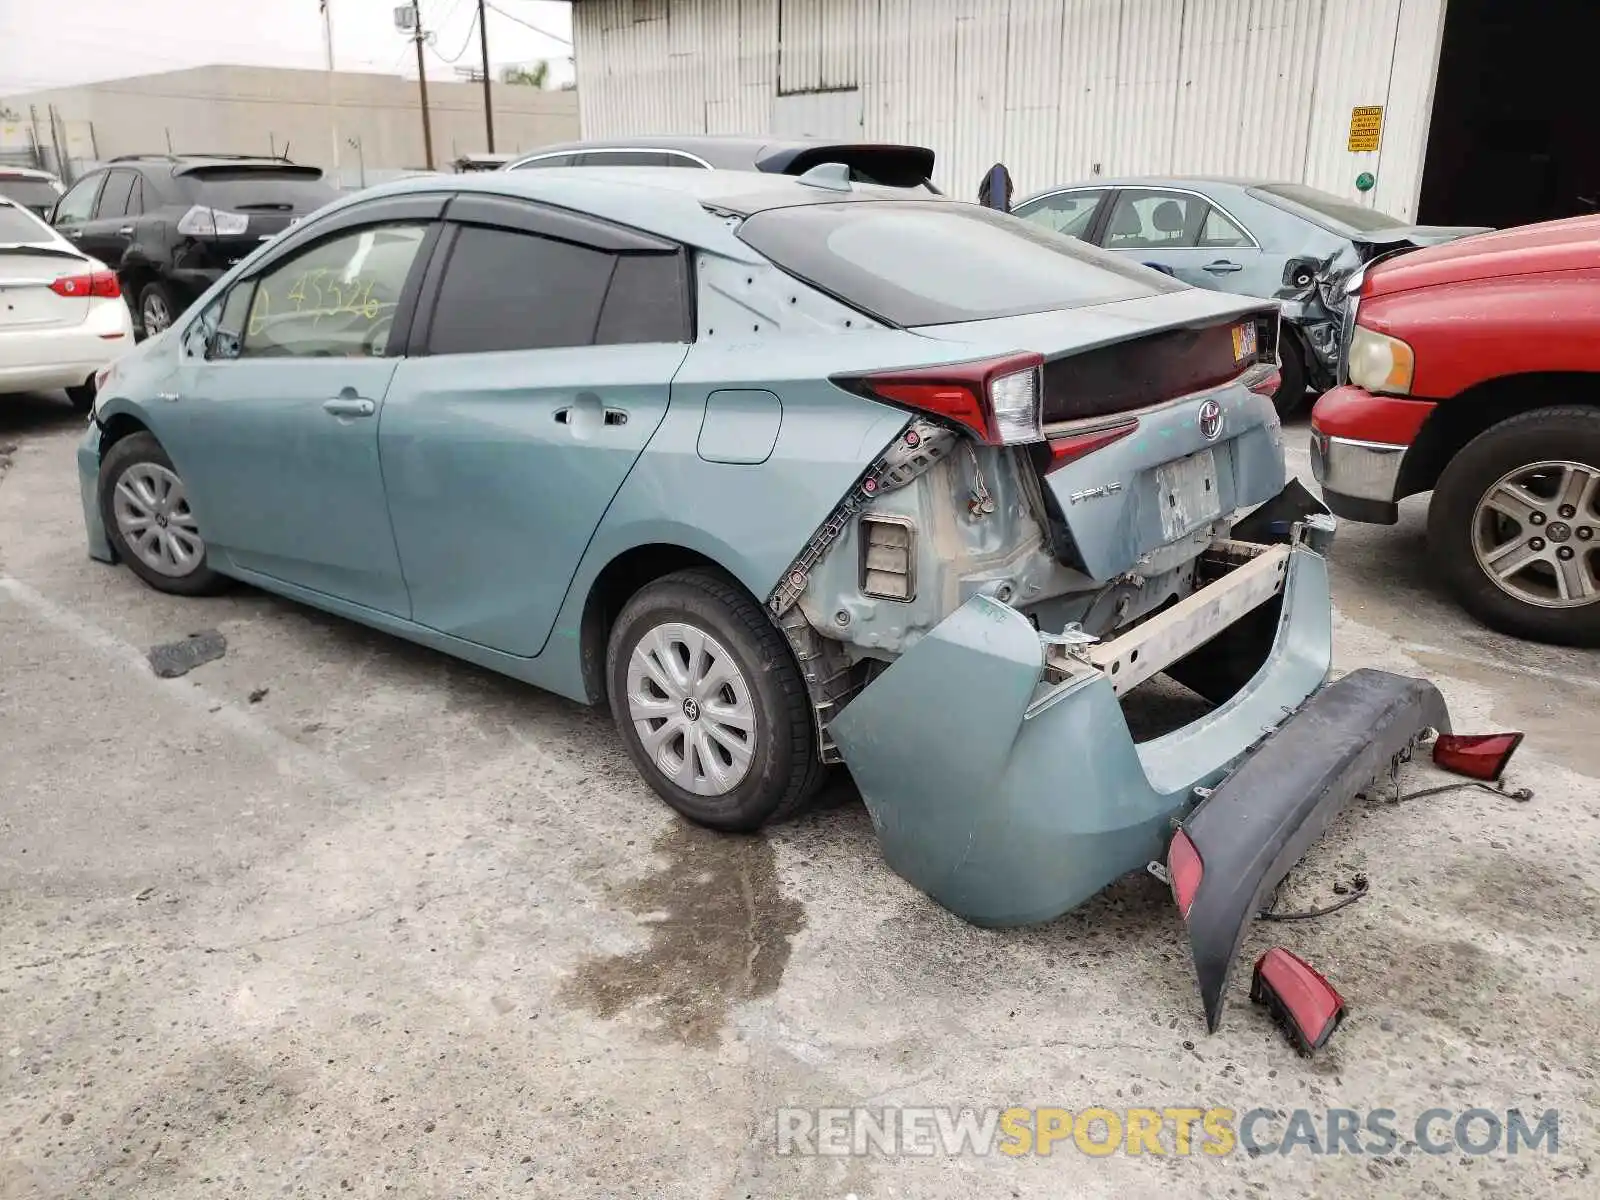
[0,166,58,181]
[331,166,952,260]
[508,134,934,172]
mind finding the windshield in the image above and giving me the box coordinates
[0,203,52,242]
[737,200,1182,326]
[184,168,339,213]
[0,178,62,212]
[1250,183,1409,235]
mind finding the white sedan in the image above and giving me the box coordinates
[0,196,135,411]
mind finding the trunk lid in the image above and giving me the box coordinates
[0,247,93,330]
[913,290,1286,581]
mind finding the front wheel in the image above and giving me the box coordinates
[98,431,227,596]
[1428,406,1600,646]
[606,569,825,831]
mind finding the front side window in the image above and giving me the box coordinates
[1015,191,1106,239]
[51,174,103,224]
[240,222,428,359]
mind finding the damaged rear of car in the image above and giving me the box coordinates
[702,194,1452,1029]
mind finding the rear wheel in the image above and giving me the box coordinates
[138,282,175,338]
[1428,407,1600,646]
[606,569,825,831]
[98,432,226,596]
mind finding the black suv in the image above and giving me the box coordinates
[48,154,339,337]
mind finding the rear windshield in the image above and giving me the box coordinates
[0,203,51,242]
[182,168,338,212]
[737,200,1183,326]
[1249,183,1409,235]
[0,178,62,210]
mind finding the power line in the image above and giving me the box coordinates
[485,3,572,46]
[429,6,481,64]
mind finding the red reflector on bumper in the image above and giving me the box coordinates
[1166,830,1203,919]
[1250,947,1346,1055]
[1433,732,1523,782]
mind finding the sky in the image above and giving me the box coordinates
[0,0,575,93]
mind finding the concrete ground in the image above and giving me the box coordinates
[2,392,1597,1199]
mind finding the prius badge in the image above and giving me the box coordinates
[1198,398,1224,442]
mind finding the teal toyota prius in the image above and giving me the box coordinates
[77,165,1470,1033]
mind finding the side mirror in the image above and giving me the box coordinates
[207,329,242,361]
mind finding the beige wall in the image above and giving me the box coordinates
[3,65,580,184]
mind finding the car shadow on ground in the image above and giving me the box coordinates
[0,391,82,441]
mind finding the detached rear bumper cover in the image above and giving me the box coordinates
[1180,668,1448,1032]
[830,544,1335,928]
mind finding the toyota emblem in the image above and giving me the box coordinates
[1198,399,1224,441]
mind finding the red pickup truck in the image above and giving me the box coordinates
[1310,215,1600,646]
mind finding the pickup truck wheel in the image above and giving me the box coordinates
[1429,407,1600,646]
[1273,338,1308,418]
[606,569,825,831]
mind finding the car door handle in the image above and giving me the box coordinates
[322,396,376,418]
[117,226,134,237]
[554,406,627,426]
[1203,260,1244,274]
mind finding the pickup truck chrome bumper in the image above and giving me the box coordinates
[1310,429,1407,525]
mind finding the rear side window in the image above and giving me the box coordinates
[0,178,63,211]
[428,225,688,354]
[595,255,689,344]
[511,154,577,170]
[0,203,51,242]
[738,200,1182,327]
[94,171,137,219]
[429,225,614,354]
[185,168,338,213]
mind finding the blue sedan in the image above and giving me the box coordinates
[77,165,1453,1028]
[1011,177,1487,413]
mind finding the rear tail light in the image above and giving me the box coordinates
[1250,947,1346,1055]
[1248,366,1283,399]
[1040,418,1139,474]
[176,205,250,237]
[1166,829,1203,919]
[49,270,120,299]
[835,352,1045,445]
[1432,732,1523,782]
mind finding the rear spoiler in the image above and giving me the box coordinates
[174,163,324,181]
[758,142,936,189]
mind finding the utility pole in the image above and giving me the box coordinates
[321,0,342,179]
[477,0,495,152]
[411,3,435,169]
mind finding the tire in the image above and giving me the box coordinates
[66,376,95,413]
[98,431,227,596]
[606,569,825,831]
[1273,336,1309,419]
[137,281,176,339]
[1427,406,1600,647]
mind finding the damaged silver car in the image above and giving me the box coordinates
[1012,177,1489,415]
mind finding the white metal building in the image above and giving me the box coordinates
[565,0,1594,231]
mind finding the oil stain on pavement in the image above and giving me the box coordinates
[559,821,804,1048]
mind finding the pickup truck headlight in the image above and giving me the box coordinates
[1346,324,1415,395]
